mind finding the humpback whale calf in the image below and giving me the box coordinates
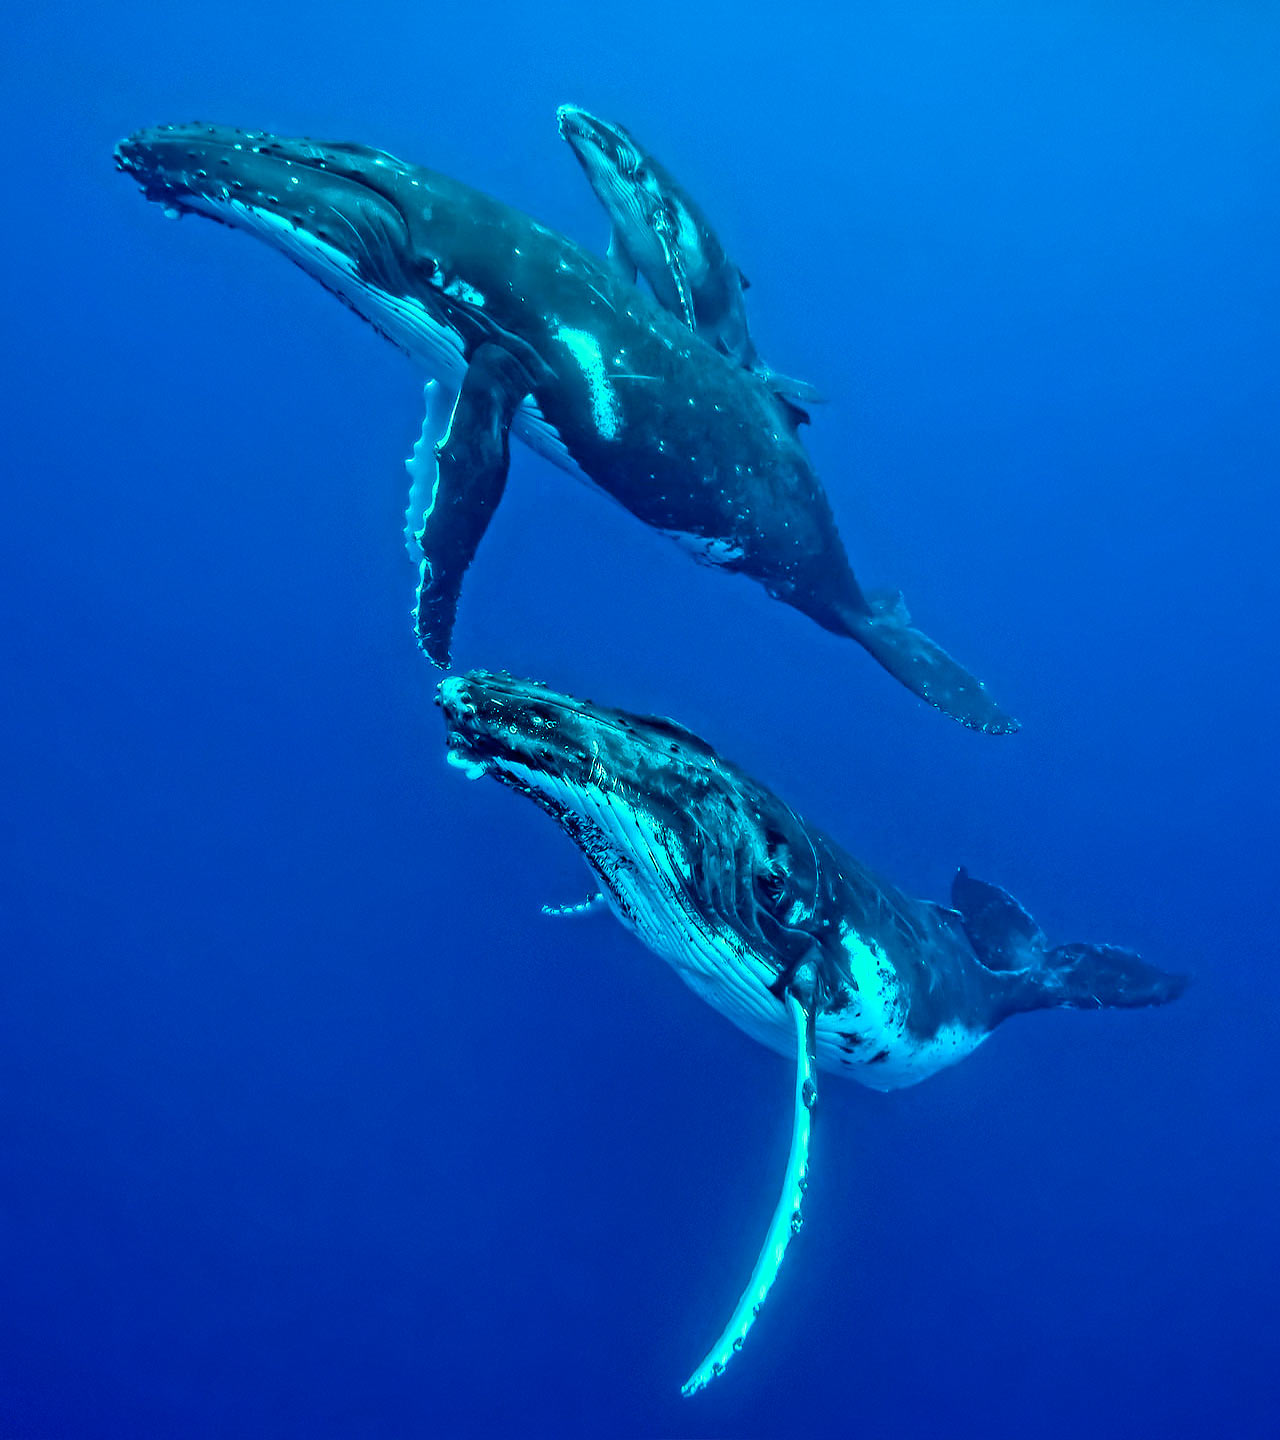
[436,669,1188,1393]
[115,123,1016,734]
[557,104,820,405]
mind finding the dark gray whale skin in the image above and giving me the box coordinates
[115,122,1016,734]
[438,671,1187,1089]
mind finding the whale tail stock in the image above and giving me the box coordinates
[837,589,1020,736]
[951,868,1190,1018]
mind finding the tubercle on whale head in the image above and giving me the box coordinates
[114,123,413,199]
[556,104,653,202]
[112,123,438,290]
[436,670,653,793]
[435,671,824,955]
[437,673,720,862]
[556,106,637,168]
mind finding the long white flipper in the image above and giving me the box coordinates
[682,989,816,1396]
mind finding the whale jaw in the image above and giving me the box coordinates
[437,671,792,1028]
[115,124,470,376]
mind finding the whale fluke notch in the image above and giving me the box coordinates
[682,988,817,1397]
[412,346,533,667]
[951,867,1191,1014]
[841,590,1020,736]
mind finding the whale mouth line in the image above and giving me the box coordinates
[555,104,590,145]
[438,676,544,783]
[113,127,415,248]
[436,673,617,811]
[555,105,619,164]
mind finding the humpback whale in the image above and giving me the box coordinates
[436,669,1188,1393]
[557,104,820,405]
[115,123,1017,734]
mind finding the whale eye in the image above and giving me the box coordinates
[754,825,793,911]
[756,866,785,908]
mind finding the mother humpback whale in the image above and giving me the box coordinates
[115,123,1017,734]
[437,669,1187,1392]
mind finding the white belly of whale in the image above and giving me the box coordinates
[492,759,986,1091]
[190,197,596,489]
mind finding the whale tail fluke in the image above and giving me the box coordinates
[1032,942,1191,1012]
[841,590,1020,736]
[951,868,1190,1018]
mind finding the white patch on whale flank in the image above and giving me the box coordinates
[442,277,485,306]
[833,924,987,1090]
[553,325,621,440]
[659,529,745,567]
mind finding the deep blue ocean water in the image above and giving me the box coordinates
[3,3,1278,1435]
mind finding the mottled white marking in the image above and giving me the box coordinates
[660,530,745,567]
[443,277,485,306]
[831,925,986,1090]
[554,325,621,440]
[445,748,486,780]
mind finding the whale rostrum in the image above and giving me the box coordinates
[115,122,1018,734]
[436,669,1188,1392]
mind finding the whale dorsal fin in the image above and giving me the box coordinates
[951,867,1046,972]
[772,393,812,433]
[605,224,638,283]
[633,712,710,752]
[764,371,826,407]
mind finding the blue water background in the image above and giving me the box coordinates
[3,2,1277,1435]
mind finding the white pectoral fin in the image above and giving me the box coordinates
[412,347,531,668]
[404,379,460,562]
[654,210,696,330]
[541,892,605,918]
[682,990,816,1397]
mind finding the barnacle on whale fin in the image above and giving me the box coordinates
[682,988,816,1396]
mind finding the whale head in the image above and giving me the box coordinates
[437,670,824,990]
[113,123,537,379]
[556,106,668,238]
